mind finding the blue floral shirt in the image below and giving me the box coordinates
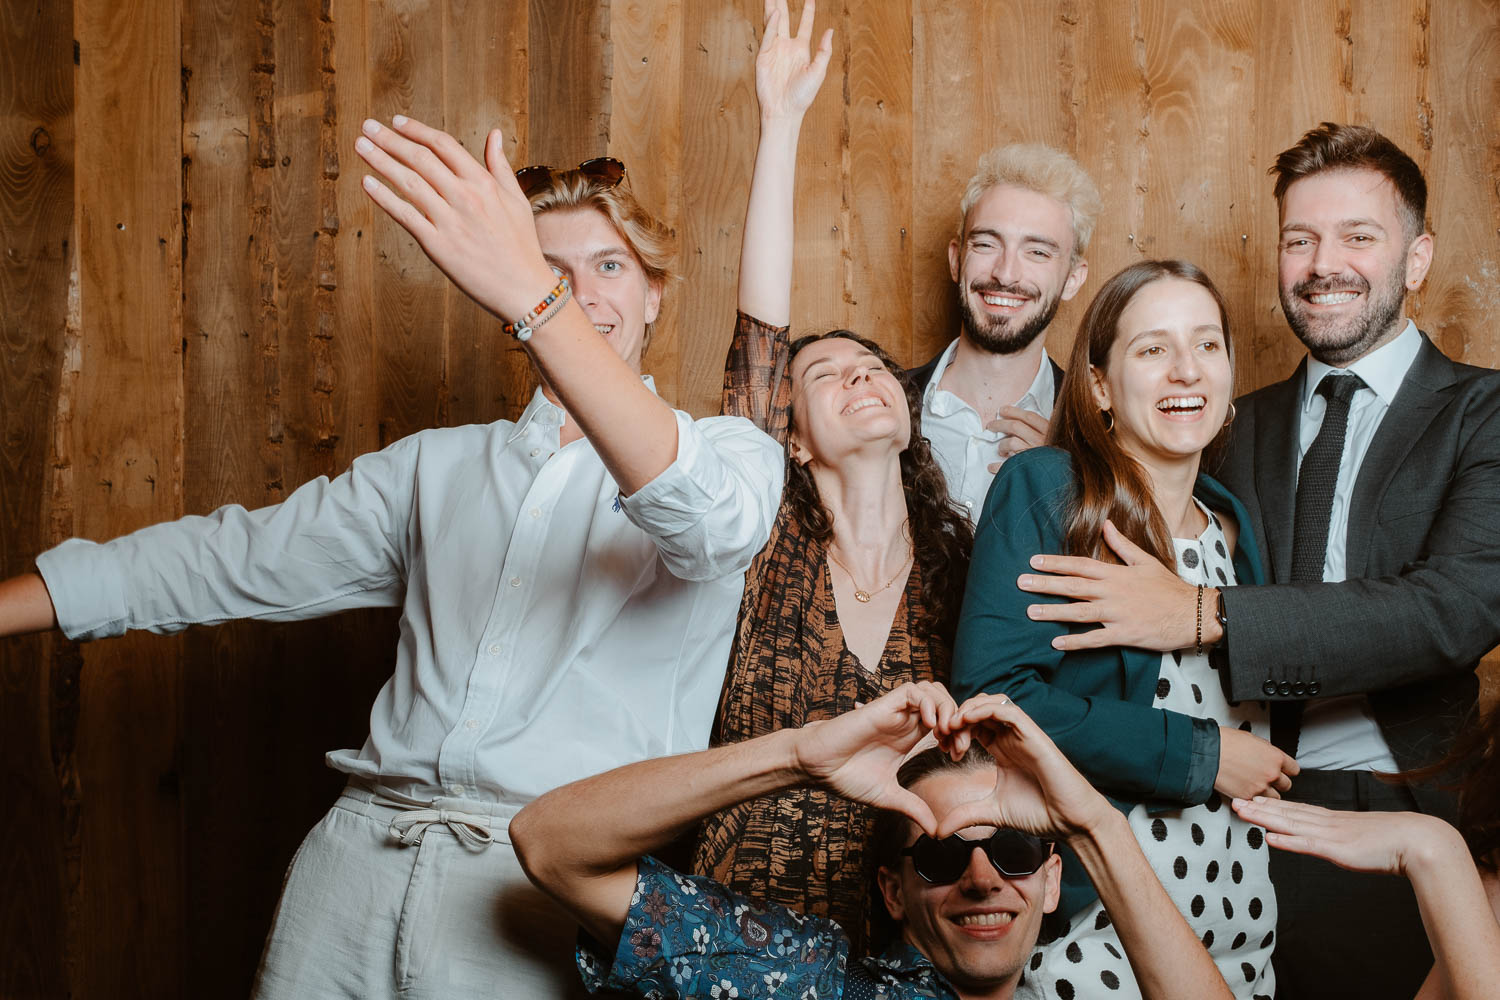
[577,856,957,998]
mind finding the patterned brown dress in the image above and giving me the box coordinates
[692,312,951,953]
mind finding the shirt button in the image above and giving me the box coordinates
[529,447,541,457]
[1277,681,1293,697]
[964,500,974,510]
[529,507,542,519]
[1261,680,1278,696]
[449,784,464,795]
[509,576,522,588]
[1292,682,1307,696]
[487,642,502,656]
[1307,681,1321,696]
[464,719,479,730]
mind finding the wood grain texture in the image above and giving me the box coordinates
[3,3,1499,995]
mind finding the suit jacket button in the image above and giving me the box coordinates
[1292,682,1307,696]
[1262,680,1278,696]
[1307,681,1321,696]
[1277,681,1293,697]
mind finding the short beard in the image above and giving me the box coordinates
[957,282,1061,356]
[1281,268,1407,368]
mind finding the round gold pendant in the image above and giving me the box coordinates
[854,590,872,603]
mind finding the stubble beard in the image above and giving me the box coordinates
[1280,267,1408,368]
[958,281,1062,356]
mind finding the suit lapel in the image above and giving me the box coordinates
[1344,335,1459,577]
[1252,365,1307,583]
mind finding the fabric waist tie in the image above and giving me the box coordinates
[347,777,502,851]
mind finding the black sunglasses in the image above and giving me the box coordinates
[515,156,627,198]
[900,830,1054,884]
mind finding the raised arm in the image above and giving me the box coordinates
[509,682,954,948]
[937,695,1234,1000]
[354,118,679,496]
[1233,797,1500,1000]
[0,573,57,637]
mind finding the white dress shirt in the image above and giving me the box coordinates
[920,339,1057,517]
[38,379,783,809]
[1293,320,1422,771]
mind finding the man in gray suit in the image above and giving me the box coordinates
[1015,123,1500,998]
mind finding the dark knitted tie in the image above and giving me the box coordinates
[1270,372,1366,755]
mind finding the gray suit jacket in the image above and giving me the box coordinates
[1214,333,1500,811]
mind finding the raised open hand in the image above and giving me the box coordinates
[793,681,958,836]
[756,0,834,120]
[932,694,1114,840]
[354,117,557,324]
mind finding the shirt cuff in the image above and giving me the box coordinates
[1184,715,1222,804]
[35,538,131,641]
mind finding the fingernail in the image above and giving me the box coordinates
[361,118,380,136]
[361,175,377,190]
[392,114,408,127]
[355,137,374,153]
[1018,575,1033,588]
[1052,637,1065,649]
[1026,606,1040,619]
[1029,556,1044,569]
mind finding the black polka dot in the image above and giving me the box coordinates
[1242,962,1256,983]
[1031,952,1044,971]
[1156,677,1171,700]
[1261,930,1274,949]
[1066,942,1083,964]
[1191,823,1205,846]
[1205,796,1222,813]
[1226,827,1233,849]
[1173,856,1188,879]
[1094,910,1112,930]
[1202,929,1214,949]
[1215,539,1226,557]
[1182,548,1200,569]
[1223,897,1235,919]
[1247,826,1264,850]
[1151,819,1168,842]
[1191,895,1205,918]
[1104,943,1121,960]
[1231,861,1244,884]
[1249,897,1263,920]
[1101,970,1121,990]
[1192,683,1203,704]
[1238,719,1253,732]
[1216,567,1228,583]
[1171,650,1182,666]
[1057,979,1075,1000]
[1206,860,1220,882]
[1232,931,1247,950]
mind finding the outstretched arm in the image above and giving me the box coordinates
[354,118,679,496]
[510,682,955,947]
[0,573,57,637]
[1234,797,1500,1000]
[937,695,1234,1000]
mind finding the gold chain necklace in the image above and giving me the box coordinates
[826,546,913,603]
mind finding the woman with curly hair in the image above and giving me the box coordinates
[691,1,971,951]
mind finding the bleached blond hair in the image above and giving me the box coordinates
[957,144,1102,261]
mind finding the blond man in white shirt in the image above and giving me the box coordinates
[0,118,783,997]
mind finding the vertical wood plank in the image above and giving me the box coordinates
[73,0,186,995]
[0,0,74,992]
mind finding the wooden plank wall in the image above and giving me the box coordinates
[1,1,1496,995]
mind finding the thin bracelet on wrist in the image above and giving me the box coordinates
[502,276,572,342]
[1194,583,1205,656]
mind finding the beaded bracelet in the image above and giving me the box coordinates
[1194,583,1205,656]
[503,276,572,342]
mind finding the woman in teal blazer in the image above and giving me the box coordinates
[951,261,1291,1000]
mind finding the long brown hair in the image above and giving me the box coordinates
[1404,703,1500,872]
[1048,260,1235,567]
[782,331,973,634]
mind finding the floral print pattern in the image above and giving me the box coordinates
[578,857,957,998]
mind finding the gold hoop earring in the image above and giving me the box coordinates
[1101,409,1114,433]
[1223,402,1236,428]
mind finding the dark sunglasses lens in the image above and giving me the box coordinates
[515,165,552,197]
[986,830,1049,876]
[578,156,626,187]
[910,836,973,883]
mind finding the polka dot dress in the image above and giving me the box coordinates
[1019,506,1276,1000]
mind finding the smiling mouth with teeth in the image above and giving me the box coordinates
[842,396,888,415]
[979,292,1029,309]
[953,911,1015,928]
[1156,396,1207,414]
[593,324,614,336]
[1306,291,1360,305]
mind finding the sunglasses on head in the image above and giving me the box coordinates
[900,830,1054,884]
[515,156,627,198]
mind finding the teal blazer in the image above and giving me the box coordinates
[951,446,1266,919]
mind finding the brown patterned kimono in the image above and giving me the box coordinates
[692,312,951,953]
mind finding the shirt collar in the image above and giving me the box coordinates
[923,339,1054,419]
[862,939,943,978]
[507,373,659,443]
[1301,319,1420,413]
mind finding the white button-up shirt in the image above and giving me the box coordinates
[38,380,783,808]
[1294,320,1421,771]
[920,339,1057,517]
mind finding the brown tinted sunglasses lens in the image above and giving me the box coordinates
[515,158,626,198]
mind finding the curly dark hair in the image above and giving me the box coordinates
[782,330,973,635]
